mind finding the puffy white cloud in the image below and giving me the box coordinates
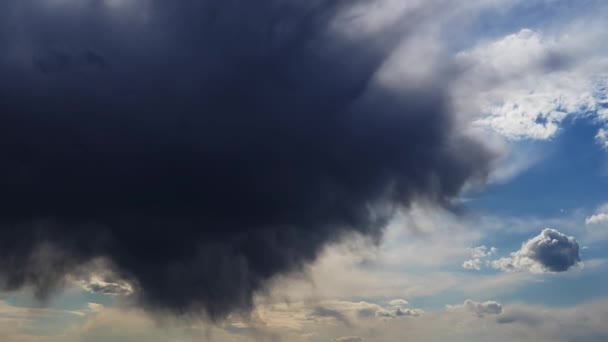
[452,26,608,143]
[491,228,581,273]
[470,246,497,258]
[584,205,608,240]
[463,245,497,270]
[463,258,482,270]
[388,299,409,307]
[586,213,608,226]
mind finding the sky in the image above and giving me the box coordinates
[0,0,607,341]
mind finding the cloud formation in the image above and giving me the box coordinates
[388,299,409,307]
[584,204,608,240]
[450,300,503,317]
[597,128,608,150]
[463,245,496,270]
[469,300,502,316]
[492,228,581,273]
[0,0,494,319]
[453,25,608,143]
[5,293,608,342]
[80,275,134,297]
[586,213,608,226]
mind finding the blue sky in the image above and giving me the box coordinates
[1,1,608,341]
[472,116,608,217]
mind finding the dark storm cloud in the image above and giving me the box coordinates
[0,0,494,319]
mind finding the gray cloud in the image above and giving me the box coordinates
[394,307,423,317]
[448,300,503,317]
[465,300,503,316]
[492,228,581,273]
[376,307,423,318]
[375,309,393,318]
[311,306,351,326]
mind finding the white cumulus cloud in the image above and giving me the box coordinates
[491,228,581,273]
[453,27,608,143]
[463,245,497,270]
[586,212,608,225]
[388,299,409,307]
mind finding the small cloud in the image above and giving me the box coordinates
[394,307,423,317]
[586,213,608,226]
[81,275,134,296]
[584,205,608,240]
[463,258,482,270]
[463,245,496,270]
[388,299,409,307]
[491,228,581,273]
[308,300,385,323]
[375,309,394,318]
[376,307,423,318]
[596,128,608,150]
[470,246,497,258]
[464,300,503,316]
[448,299,503,317]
